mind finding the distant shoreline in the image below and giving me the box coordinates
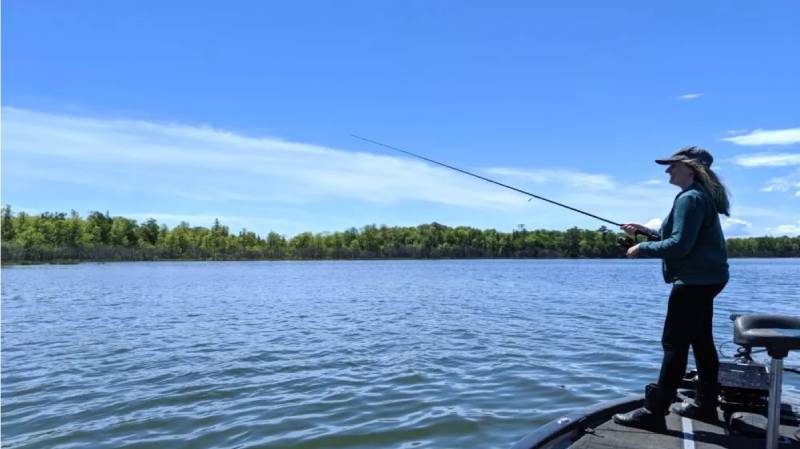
[4,255,799,267]
[3,206,799,264]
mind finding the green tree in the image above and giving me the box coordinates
[164,222,192,257]
[564,227,581,258]
[238,228,260,251]
[1,205,15,241]
[139,218,161,246]
[266,231,287,258]
[110,217,139,247]
[83,211,113,245]
[64,210,83,246]
[16,215,46,249]
[289,232,316,258]
[202,218,230,258]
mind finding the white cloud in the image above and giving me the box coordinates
[722,128,800,146]
[643,179,662,185]
[760,169,800,196]
[726,129,749,135]
[732,153,800,167]
[678,93,703,100]
[644,218,662,230]
[732,205,795,220]
[7,106,653,215]
[1,107,526,210]
[722,217,752,236]
[485,167,616,190]
[766,221,800,237]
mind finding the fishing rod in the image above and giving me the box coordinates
[351,134,660,241]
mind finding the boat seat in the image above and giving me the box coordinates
[734,314,800,359]
[732,314,800,449]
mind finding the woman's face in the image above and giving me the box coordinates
[666,162,694,188]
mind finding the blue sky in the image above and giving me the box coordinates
[2,1,799,237]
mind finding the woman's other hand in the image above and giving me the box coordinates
[626,243,641,258]
[621,223,649,237]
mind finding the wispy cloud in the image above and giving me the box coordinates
[760,169,800,197]
[722,217,753,237]
[678,93,703,101]
[766,221,800,236]
[732,153,800,167]
[726,129,749,135]
[644,217,662,230]
[1,107,527,210]
[722,128,800,146]
[485,167,616,190]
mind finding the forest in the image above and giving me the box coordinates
[2,206,798,263]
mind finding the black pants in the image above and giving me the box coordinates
[657,282,726,396]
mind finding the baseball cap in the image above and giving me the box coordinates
[655,147,713,167]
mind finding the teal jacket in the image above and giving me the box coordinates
[638,183,729,285]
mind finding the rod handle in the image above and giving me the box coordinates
[635,230,660,241]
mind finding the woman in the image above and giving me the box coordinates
[613,147,731,431]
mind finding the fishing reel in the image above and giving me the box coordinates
[617,236,637,251]
[617,230,660,253]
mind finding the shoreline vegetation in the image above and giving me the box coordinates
[2,206,799,265]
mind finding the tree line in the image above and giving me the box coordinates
[1,206,798,263]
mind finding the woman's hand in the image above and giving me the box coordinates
[626,243,640,258]
[620,223,649,237]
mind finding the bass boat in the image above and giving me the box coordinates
[512,314,800,449]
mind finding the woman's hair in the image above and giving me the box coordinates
[683,158,731,216]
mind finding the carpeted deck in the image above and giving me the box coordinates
[570,411,800,449]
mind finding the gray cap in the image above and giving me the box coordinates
[655,146,713,167]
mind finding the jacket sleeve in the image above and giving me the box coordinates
[638,193,705,258]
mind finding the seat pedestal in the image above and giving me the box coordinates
[733,314,800,449]
[766,357,784,449]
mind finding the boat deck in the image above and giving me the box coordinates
[570,409,800,449]
[513,315,800,449]
[511,395,800,449]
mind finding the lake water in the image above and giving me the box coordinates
[2,259,799,449]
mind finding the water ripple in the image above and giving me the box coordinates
[2,259,798,448]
